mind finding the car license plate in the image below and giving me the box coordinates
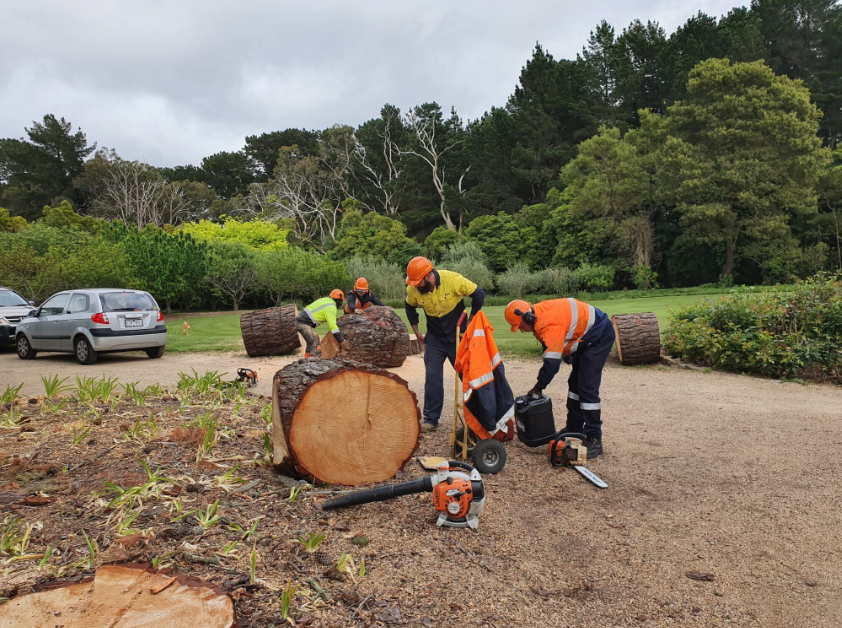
[125,319,143,328]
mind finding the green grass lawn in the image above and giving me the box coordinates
[164,293,725,356]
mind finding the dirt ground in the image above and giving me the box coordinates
[1,346,841,627]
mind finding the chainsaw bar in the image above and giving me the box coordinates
[573,465,608,489]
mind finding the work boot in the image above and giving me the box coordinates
[420,421,438,433]
[584,437,603,459]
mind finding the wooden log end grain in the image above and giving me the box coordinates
[272,359,421,486]
[0,564,235,628]
[611,312,661,365]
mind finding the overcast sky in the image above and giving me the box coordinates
[2,0,744,167]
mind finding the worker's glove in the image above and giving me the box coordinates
[457,312,468,334]
[526,385,543,401]
[563,355,573,365]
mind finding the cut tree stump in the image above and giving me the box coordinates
[240,304,300,357]
[321,306,411,367]
[0,563,235,628]
[272,359,421,485]
[612,312,661,365]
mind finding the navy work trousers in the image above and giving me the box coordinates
[565,317,615,439]
[422,331,456,426]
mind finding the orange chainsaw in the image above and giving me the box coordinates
[322,460,486,529]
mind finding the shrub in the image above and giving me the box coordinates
[571,263,615,292]
[663,274,842,381]
[440,242,495,290]
[344,256,405,300]
[258,247,351,304]
[496,263,532,298]
[423,226,464,261]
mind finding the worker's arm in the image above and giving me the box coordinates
[530,332,565,397]
[325,306,346,345]
[405,295,423,343]
[345,292,358,313]
[468,286,485,320]
[370,292,386,307]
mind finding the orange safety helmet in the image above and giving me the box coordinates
[329,289,345,302]
[406,256,434,286]
[505,299,531,332]
[354,277,369,294]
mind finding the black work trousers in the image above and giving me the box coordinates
[564,317,615,439]
[422,331,457,426]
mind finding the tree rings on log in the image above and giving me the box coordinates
[0,563,235,628]
[272,359,420,486]
[240,305,300,357]
[611,312,661,365]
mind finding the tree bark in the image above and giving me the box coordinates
[240,304,301,357]
[272,359,421,486]
[323,306,411,367]
[722,237,735,278]
[612,312,661,365]
[0,564,234,628]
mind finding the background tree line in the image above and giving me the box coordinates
[2,0,842,303]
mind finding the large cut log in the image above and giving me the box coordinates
[240,304,300,357]
[320,306,411,367]
[272,359,420,485]
[612,312,661,365]
[0,563,235,628]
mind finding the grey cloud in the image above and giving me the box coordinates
[1,0,743,166]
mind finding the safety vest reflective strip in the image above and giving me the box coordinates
[305,301,333,324]
[536,298,597,358]
[494,403,515,434]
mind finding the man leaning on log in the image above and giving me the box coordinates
[345,277,385,313]
[296,289,349,358]
[404,256,485,432]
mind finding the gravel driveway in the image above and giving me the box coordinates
[1,346,841,626]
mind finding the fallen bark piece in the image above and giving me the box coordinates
[272,359,420,485]
[323,306,411,367]
[612,312,661,365]
[240,304,301,357]
[685,572,716,582]
[0,563,235,628]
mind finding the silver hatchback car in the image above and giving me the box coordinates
[16,289,167,364]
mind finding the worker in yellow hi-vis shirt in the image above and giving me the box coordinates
[404,257,486,432]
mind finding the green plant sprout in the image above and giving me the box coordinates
[296,532,325,554]
[41,374,71,399]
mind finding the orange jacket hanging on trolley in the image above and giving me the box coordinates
[455,311,515,442]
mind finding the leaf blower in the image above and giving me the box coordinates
[322,460,487,529]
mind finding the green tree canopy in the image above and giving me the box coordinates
[662,58,829,278]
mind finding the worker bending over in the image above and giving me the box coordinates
[296,289,349,358]
[345,277,385,314]
[505,298,615,458]
[405,256,485,432]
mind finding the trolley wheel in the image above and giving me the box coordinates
[471,438,507,475]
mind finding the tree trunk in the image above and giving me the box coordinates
[272,359,421,486]
[0,564,234,628]
[322,306,411,367]
[722,238,735,278]
[612,312,661,365]
[240,304,301,357]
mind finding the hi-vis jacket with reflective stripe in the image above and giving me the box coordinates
[533,298,605,388]
[455,312,515,441]
[300,297,341,334]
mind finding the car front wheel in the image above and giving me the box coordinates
[145,345,166,359]
[16,335,37,360]
[75,336,98,365]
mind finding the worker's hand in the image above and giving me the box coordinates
[563,355,573,365]
[457,312,468,333]
[527,385,543,401]
[340,340,349,350]
[416,333,425,343]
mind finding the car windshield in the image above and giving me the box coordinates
[0,290,29,307]
[100,292,157,312]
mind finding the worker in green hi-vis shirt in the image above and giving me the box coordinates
[295,289,349,358]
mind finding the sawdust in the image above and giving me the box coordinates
[1,349,841,627]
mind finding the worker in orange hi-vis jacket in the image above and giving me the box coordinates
[345,277,385,314]
[505,298,615,459]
